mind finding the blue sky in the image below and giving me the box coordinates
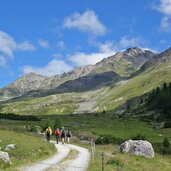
[0,0,171,88]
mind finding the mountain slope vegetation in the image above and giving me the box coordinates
[0,47,171,115]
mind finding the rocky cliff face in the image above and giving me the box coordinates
[0,47,156,100]
[95,47,156,76]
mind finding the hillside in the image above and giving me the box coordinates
[0,47,171,115]
[0,47,155,101]
[95,47,171,112]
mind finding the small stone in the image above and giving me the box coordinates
[0,151,12,164]
[5,144,15,151]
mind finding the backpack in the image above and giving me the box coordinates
[55,130,60,135]
[61,129,65,136]
[66,131,71,136]
[47,128,51,135]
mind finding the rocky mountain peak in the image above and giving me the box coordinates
[123,47,154,57]
[23,72,45,79]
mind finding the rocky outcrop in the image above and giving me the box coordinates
[120,140,155,158]
[96,47,156,76]
[0,151,12,164]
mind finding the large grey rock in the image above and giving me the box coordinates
[0,151,12,164]
[5,144,15,150]
[120,140,155,158]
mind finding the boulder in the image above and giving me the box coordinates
[120,140,155,158]
[0,151,12,164]
[5,144,15,150]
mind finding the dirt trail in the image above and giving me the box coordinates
[20,141,90,171]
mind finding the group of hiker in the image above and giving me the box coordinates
[45,126,72,144]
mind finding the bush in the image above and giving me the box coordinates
[95,135,125,145]
[95,136,103,144]
[164,121,171,128]
[26,125,43,133]
[163,137,170,148]
[131,133,146,140]
[0,113,40,121]
[153,137,171,155]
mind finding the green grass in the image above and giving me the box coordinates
[0,93,78,115]
[0,113,171,170]
[0,130,56,170]
[1,58,171,115]
[96,64,171,111]
[87,144,171,171]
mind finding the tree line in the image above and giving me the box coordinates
[147,82,171,119]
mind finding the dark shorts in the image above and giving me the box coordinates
[61,134,65,138]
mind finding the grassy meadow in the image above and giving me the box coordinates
[0,129,55,170]
[0,113,171,170]
[86,144,171,171]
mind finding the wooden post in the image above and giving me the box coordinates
[91,139,95,162]
[101,152,104,171]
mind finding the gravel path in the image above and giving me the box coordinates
[20,142,90,171]
[64,144,90,171]
[20,142,70,171]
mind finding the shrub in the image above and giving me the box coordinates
[95,135,125,145]
[153,137,171,155]
[163,137,170,148]
[95,136,103,144]
[164,121,171,128]
[131,133,146,140]
[0,113,40,121]
[27,125,43,133]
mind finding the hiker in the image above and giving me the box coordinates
[66,129,72,144]
[45,126,52,142]
[55,128,61,144]
[61,127,66,144]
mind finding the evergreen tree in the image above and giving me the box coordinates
[163,82,168,91]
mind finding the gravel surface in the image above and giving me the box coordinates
[20,141,90,171]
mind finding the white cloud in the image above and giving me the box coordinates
[38,39,49,48]
[17,41,35,51]
[52,53,62,58]
[153,0,171,32]
[0,56,7,67]
[69,37,154,66]
[57,40,66,50]
[69,42,116,66]
[0,30,35,60]
[23,59,73,76]
[156,0,171,15]
[63,10,106,36]
[0,30,16,58]
[98,41,115,53]
[119,36,142,48]
[161,16,171,32]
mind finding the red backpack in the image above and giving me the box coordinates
[55,130,61,135]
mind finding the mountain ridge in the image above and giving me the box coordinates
[0,47,156,101]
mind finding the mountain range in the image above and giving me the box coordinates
[0,47,155,101]
[0,46,171,115]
